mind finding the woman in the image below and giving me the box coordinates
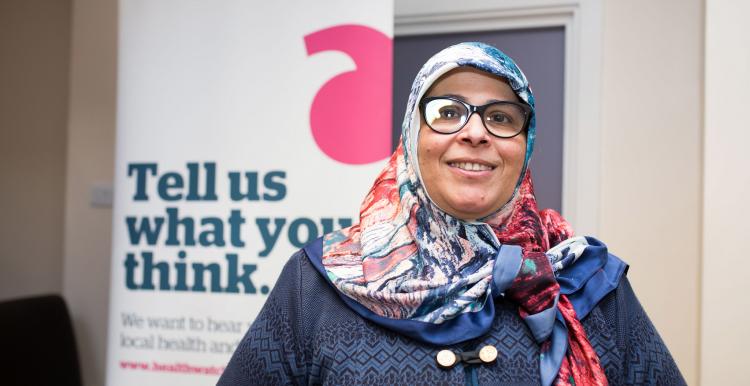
[218,43,685,385]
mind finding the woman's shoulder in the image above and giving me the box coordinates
[217,241,352,386]
[271,237,333,299]
[272,238,357,322]
[582,270,687,385]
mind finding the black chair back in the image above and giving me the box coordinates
[0,294,83,386]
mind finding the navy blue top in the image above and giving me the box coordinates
[218,247,685,385]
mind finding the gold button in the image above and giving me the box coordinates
[436,349,457,368]
[478,345,497,363]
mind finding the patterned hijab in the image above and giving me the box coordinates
[319,43,607,386]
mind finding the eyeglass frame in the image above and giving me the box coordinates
[418,96,532,139]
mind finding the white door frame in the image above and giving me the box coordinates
[395,0,603,236]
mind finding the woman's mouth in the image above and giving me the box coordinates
[448,161,495,172]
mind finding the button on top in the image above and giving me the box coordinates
[436,349,457,368]
[478,345,498,363]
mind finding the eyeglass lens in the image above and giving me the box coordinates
[423,98,527,138]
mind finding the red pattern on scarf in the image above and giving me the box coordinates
[555,295,609,386]
[493,172,607,385]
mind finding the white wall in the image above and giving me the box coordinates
[701,1,750,384]
[598,1,703,384]
[62,0,117,384]
[0,0,70,301]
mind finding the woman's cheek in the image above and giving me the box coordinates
[507,136,527,167]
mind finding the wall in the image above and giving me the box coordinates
[701,1,750,384]
[598,1,703,383]
[0,0,70,300]
[62,0,118,384]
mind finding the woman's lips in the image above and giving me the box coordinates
[447,161,496,172]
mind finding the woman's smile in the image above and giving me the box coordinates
[447,159,496,172]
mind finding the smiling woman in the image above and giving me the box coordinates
[218,43,686,386]
[417,67,527,220]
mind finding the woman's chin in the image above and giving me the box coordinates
[442,198,496,221]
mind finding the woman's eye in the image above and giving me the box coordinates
[439,108,460,119]
[488,113,511,124]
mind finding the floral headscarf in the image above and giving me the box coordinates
[316,42,608,386]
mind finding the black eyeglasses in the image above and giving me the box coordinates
[419,96,532,138]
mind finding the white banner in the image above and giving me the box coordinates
[105,1,393,384]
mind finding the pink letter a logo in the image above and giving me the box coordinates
[305,25,392,165]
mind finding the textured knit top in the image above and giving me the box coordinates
[217,247,686,386]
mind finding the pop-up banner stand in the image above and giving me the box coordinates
[106,1,393,384]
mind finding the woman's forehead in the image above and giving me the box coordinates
[424,67,519,103]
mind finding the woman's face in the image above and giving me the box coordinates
[417,67,527,221]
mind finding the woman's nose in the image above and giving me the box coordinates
[458,113,490,145]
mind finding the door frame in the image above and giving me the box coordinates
[395,0,603,235]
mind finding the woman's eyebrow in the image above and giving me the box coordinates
[439,93,467,102]
[438,94,509,104]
